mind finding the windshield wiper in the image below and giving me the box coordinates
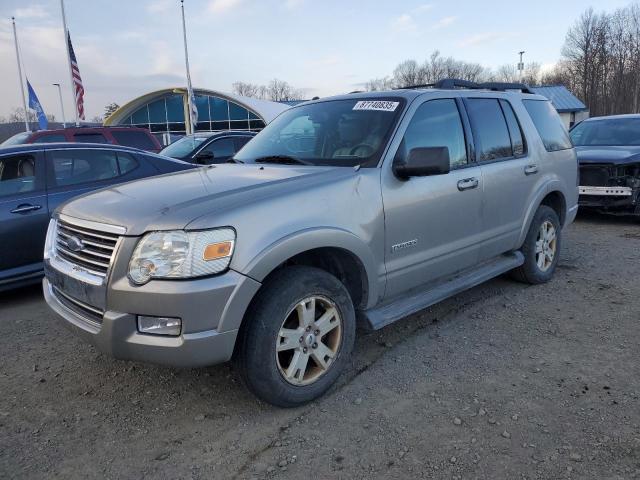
[254,155,313,166]
[227,157,244,164]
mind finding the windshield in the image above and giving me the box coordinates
[160,136,208,158]
[570,118,640,146]
[1,132,31,147]
[234,98,405,167]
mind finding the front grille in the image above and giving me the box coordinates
[55,219,120,277]
[580,165,610,187]
[52,286,104,326]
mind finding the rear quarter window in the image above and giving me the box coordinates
[111,130,157,150]
[522,100,572,152]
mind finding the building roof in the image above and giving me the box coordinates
[529,85,588,113]
[104,88,290,126]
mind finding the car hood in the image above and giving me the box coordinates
[59,164,356,236]
[576,146,640,165]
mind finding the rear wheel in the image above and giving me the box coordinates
[234,266,355,407]
[511,205,562,284]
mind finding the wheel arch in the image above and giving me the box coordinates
[243,228,377,311]
[518,183,568,247]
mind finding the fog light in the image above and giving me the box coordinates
[137,316,182,336]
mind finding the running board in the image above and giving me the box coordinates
[361,252,524,331]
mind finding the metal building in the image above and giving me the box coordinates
[104,87,290,145]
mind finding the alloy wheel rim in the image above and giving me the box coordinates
[535,220,557,272]
[275,296,343,386]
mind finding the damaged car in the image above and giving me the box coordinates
[571,114,640,215]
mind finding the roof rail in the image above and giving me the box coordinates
[395,78,535,94]
[478,82,535,94]
[433,79,480,90]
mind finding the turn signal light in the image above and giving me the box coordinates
[203,241,234,261]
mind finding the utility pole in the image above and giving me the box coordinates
[53,83,66,127]
[11,17,30,132]
[518,51,525,82]
[60,0,79,126]
[181,0,196,135]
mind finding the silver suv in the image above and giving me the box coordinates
[43,80,578,407]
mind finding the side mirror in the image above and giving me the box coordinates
[393,147,450,179]
[195,151,215,164]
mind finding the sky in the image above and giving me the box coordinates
[0,0,630,121]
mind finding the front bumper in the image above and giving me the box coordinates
[578,186,639,212]
[44,260,261,368]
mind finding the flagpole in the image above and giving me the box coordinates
[11,17,30,132]
[60,0,79,126]
[181,0,195,135]
[53,83,66,127]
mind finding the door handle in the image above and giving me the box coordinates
[457,177,479,191]
[524,164,539,175]
[10,204,42,214]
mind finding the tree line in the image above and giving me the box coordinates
[232,78,304,102]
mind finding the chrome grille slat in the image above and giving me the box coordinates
[55,219,120,277]
[58,223,119,243]
[56,239,112,259]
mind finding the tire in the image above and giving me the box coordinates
[234,266,356,407]
[511,205,562,284]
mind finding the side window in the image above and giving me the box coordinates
[499,100,526,157]
[50,149,119,187]
[116,152,139,175]
[0,154,39,197]
[399,99,467,168]
[202,138,235,160]
[522,100,572,152]
[32,134,67,144]
[465,98,513,161]
[111,130,156,150]
[73,133,108,144]
[234,136,252,152]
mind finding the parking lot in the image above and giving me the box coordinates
[1,212,639,480]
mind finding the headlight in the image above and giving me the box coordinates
[128,228,235,285]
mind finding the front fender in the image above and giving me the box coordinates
[242,227,380,309]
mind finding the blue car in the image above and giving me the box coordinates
[0,143,195,290]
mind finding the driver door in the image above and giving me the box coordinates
[381,98,485,299]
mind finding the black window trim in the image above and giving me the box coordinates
[498,99,528,159]
[461,97,530,166]
[394,97,475,172]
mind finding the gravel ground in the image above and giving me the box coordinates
[1,212,639,480]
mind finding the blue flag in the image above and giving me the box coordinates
[27,79,48,130]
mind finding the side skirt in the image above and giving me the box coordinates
[360,252,524,331]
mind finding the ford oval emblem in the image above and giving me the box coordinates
[66,235,84,252]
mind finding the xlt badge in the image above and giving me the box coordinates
[391,239,418,253]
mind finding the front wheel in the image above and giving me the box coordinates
[511,205,562,284]
[234,266,356,407]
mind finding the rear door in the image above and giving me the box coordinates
[381,97,485,299]
[0,150,49,276]
[464,97,537,260]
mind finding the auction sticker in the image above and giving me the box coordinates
[353,100,399,112]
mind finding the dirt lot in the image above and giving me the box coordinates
[1,212,639,480]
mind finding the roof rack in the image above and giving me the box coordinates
[397,78,535,94]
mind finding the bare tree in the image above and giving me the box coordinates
[232,79,303,101]
[8,107,36,123]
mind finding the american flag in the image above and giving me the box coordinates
[67,32,85,120]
